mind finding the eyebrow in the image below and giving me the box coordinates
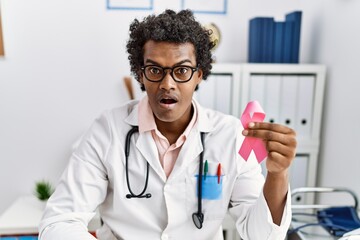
[144,59,193,67]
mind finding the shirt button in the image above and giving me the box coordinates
[164,185,170,191]
[161,234,168,240]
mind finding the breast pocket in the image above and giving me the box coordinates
[186,161,228,221]
[199,175,224,200]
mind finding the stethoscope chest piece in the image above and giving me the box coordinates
[192,212,204,229]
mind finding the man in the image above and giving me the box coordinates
[39,9,296,240]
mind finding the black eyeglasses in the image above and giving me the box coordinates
[141,65,198,83]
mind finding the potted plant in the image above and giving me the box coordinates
[34,180,54,201]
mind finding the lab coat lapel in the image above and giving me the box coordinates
[167,129,202,182]
[136,131,167,183]
[168,100,214,182]
[124,101,167,182]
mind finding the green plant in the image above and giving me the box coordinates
[34,180,54,201]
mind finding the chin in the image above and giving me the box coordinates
[155,114,178,123]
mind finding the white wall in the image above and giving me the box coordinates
[312,0,360,205]
[0,0,359,214]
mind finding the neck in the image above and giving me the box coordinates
[155,105,194,144]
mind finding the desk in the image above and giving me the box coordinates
[0,196,101,236]
[1,196,239,240]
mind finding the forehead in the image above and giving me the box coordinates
[143,41,196,65]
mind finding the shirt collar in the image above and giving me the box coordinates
[138,95,198,137]
[125,96,214,134]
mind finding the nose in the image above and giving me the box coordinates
[159,69,176,90]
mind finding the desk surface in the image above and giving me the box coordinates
[1,196,239,238]
[0,196,101,235]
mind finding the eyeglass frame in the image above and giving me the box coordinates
[140,64,199,83]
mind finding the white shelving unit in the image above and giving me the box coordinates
[195,63,326,205]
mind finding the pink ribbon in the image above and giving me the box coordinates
[238,101,268,163]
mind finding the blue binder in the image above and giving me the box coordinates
[283,20,294,63]
[262,18,274,63]
[273,22,285,63]
[285,11,302,63]
[248,11,301,63]
[248,18,263,62]
[249,17,274,63]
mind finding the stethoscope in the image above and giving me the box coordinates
[124,126,206,229]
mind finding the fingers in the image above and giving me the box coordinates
[266,151,290,173]
[248,122,295,135]
[243,128,296,146]
[241,121,297,174]
[266,140,296,158]
[243,122,296,146]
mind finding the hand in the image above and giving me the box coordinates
[242,122,297,174]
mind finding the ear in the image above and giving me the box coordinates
[138,71,145,84]
[138,71,146,91]
[195,68,203,85]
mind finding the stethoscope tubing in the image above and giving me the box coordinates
[124,125,206,228]
[197,133,205,219]
[125,126,151,198]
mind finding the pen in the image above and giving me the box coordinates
[204,160,208,180]
[217,163,221,184]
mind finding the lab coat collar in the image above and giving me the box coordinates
[193,98,215,134]
[124,100,139,126]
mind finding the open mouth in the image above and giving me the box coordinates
[160,98,178,104]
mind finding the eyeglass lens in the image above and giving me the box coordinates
[143,65,195,82]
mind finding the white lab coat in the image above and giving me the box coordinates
[39,99,291,240]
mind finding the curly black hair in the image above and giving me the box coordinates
[126,9,215,91]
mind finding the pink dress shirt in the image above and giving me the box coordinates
[138,96,197,177]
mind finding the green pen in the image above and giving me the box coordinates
[204,160,208,180]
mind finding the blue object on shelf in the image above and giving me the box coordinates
[248,10,302,63]
[249,17,274,63]
[285,11,302,63]
[283,20,294,63]
[248,18,262,62]
[273,22,285,63]
[262,18,275,63]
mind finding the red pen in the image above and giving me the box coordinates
[217,163,221,184]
